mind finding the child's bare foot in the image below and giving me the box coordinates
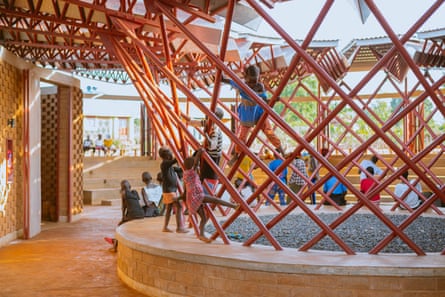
[199,236,212,243]
[176,228,189,233]
[162,228,173,232]
[108,247,117,253]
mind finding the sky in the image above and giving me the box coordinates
[256,0,445,49]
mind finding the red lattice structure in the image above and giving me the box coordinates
[0,0,444,255]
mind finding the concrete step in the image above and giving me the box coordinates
[83,188,120,205]
[83,186,147,205]
[84,156,160,171]
[84,178,145,189]
[83,157,162,190]
[101,199,121,206]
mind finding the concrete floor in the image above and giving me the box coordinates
[0,205,146,297]
[1,203,443,297]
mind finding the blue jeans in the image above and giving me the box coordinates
[310,177,317,204]
[267,184,286,205]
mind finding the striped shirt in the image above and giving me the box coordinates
[201,120,222,158]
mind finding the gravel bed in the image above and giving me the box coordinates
[205,213,445,253]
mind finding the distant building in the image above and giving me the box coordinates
[83,98,141,153]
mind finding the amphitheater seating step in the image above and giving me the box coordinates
[101,199,121,206]
[83,156,161,205]
[83,188,120,205]
[83,155,443,206]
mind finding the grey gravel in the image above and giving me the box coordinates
[206,213,445,253]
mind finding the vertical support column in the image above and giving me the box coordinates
[57,86,73,222]
[416,102,424,152]
[405,105,416,153]
[146,108,153,158]
[26,69,42,238]
[317,95,327,153]
[140,103,146,156]
[22,69,30,239]
[140,103,154,158]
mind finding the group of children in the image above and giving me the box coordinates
[104,145,239,250]
[109,64,424,249]
[106,63,430,253]
[104,171,162,251]
[159,146,238,243]
[170,65,283,242]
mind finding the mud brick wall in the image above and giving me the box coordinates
[41,86,83,221]
[71,87,84,216]
[117,243,445,297]
[41,92,59,221]
[0,60,24,238]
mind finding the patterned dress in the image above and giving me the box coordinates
[183,169,205,214]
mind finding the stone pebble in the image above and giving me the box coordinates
[206,213,445,253]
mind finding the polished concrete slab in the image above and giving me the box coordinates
[0,204,444,297]
[0,205,145,297]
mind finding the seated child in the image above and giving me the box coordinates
[141,171,162,217]
[176,148,239,243]
[360,166,380,206]
[323,175,347,206]
[395,170,423,210]
[119,180,145,225]
[104,180,144,251]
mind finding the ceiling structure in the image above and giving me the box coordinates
[0,0,443,88]
[1,0,444,256]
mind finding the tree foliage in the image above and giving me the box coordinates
[269,76,443,152]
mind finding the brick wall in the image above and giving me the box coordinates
[41,86,84,221]
[0,60,24,238]
[41,92,59,221]
[0,48,83,244]
[117,243,445,297]
[71,87,84,216]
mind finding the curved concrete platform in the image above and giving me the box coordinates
[116,211,445,297]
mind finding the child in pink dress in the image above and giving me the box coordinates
[176,148,239,243]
